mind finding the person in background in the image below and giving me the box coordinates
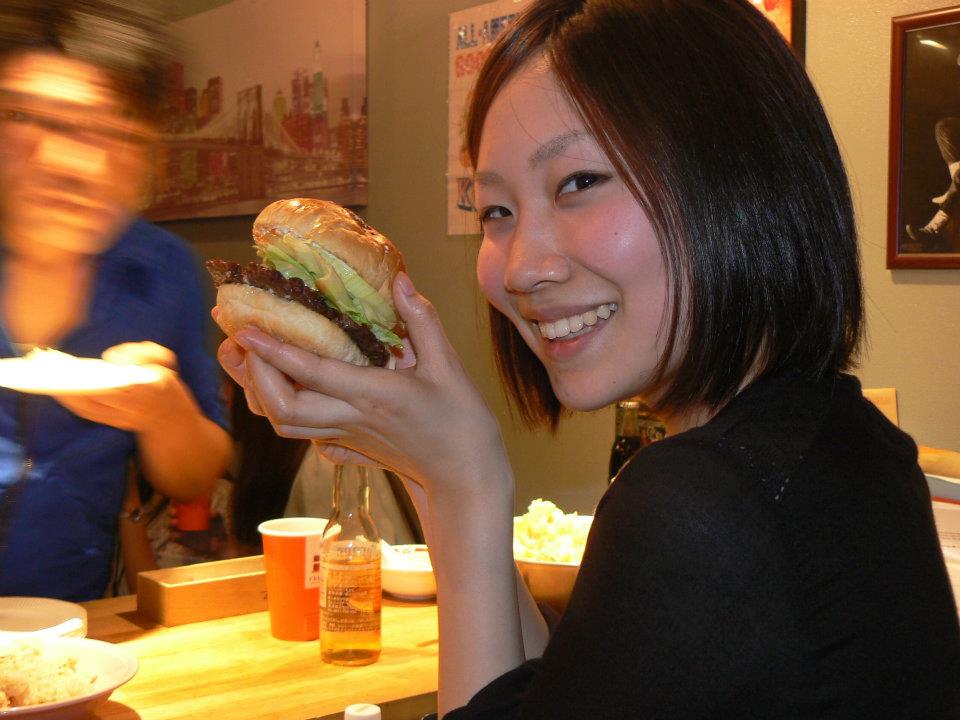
[0,0,231,601]
[224,375,309,555]
[114,468,234,595]
[226,377,422,554]
[284,446,424,545]
[221,1,960,717]
[117,376,423,594]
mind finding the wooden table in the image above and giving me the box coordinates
[82,595,439,720]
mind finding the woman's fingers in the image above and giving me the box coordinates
[392,272,456,376]
[217,337,248,387]
[228,272,457,395]
[242,350,361,432]
[243,381,266,417]
[271,423,350,441]
[233,327,383,399]
[312,441,384,467]
[394,333,418,371]
[219,281,481,482]
[216,337,267,416]
[226,328,387,440]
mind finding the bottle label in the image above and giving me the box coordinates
[320,557,381,633]
[304,534,322,589]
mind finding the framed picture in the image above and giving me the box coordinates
[752,0,806,60]
[144,0,367,222]
[888,6,960,269]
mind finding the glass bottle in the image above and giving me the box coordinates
[608,397,666,482]
[320,464,382,666]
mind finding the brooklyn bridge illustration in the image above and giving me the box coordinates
[145,62,367,221]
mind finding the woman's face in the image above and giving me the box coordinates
[475,58,670,412]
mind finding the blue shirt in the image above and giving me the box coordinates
[0,219,227,601]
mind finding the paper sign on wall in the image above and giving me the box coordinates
[447,0,530,236]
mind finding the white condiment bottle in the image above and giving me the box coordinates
[344,703,381,720]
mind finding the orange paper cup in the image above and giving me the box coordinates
[258,517,328,641]
[174,495,211,531]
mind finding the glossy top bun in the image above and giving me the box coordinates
[253,198,404,304]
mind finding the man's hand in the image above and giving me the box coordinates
[52,341,196,433]
[102,341,177,370]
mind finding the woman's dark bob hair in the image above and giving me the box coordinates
[465,0,863,430]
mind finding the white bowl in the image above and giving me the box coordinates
[514,515,592,616]
[381,544,436,601]
[0,636,137,718]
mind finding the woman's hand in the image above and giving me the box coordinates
[218,273,527,714]
[216,272,505,495]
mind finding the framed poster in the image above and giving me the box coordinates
[144,0,367,222]
[888,6,960,269]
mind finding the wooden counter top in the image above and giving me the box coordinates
[83,595,439,720]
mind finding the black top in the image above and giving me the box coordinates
[447,372,960,719]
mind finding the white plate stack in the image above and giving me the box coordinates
[0,597,87,639]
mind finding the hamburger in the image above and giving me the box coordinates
[206,198,404,367]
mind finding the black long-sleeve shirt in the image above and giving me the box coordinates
[447,372,960,719]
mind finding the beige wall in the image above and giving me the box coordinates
[174,0,959,516]
[807,0,960,450]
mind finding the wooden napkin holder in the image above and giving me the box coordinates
[137,555,267,626]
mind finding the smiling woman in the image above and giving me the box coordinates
[217,0,959,718]
[474,56,669,418]
[466,5,860,433]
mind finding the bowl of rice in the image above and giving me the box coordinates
[0,636,137,718]
[514,499,592,616]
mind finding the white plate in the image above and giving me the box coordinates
[0,598,86,638]
[0,637,137,718]
[927,474,960,503]
[0,350,160,395]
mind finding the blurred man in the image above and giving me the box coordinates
[0,1,231,601]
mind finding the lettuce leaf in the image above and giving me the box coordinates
[258,234,402,349]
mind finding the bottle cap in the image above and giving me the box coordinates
[344,703,381,720]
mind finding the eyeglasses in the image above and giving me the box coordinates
[0,103,152,147]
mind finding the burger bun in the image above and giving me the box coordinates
[214,283,370,366]
[253,198,403,307]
